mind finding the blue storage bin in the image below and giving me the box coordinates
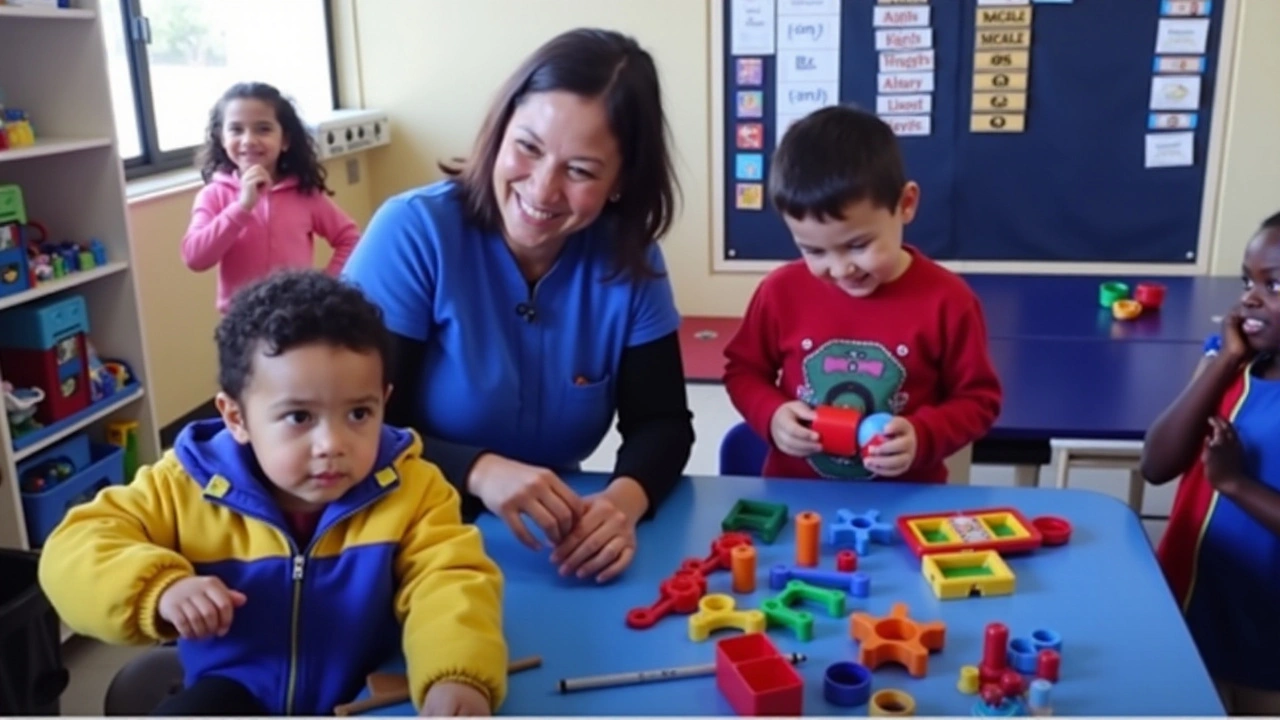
[19,441,124,548]
[0,295,89,351]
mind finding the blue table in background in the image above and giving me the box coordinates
[966,273,1240,344]
[987,337,1203,440]
[361,474,1222,716]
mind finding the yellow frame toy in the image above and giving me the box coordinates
[921,550,1015,600]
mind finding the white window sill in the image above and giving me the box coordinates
[126,168,204,206]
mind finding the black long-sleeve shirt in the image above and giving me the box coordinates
[386,331,695,522]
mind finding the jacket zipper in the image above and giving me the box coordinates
[281,498,388,715]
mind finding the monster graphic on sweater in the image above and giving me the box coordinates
[799,340,906,479]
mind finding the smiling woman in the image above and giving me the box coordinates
[341,28,695,585]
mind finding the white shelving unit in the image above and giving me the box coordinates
[0,0,160,551]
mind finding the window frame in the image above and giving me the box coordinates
[114,0,340,181]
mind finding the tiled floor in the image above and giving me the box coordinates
[55,383,1176,715]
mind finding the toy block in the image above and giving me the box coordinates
[868,689,917,716]
[689,594,767,642]
[795,510,820,566]
[921,549,1015,599]
[770,579,845,617]
[896,507,1044,558]
[628,533,750,630]
[828,508,897,554]
[731,544,757,593]
[760,597,814,642]
[723,499,788,544]
[715,633,804,716]
[769,563,860,595]
[823,662,871,707]
[849,602,946,678]
[813,405,861,456]
[626,569,706,629]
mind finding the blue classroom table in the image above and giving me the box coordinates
[966,273,1241,344]
[361,474,1223,716]
[987,337,1203,440]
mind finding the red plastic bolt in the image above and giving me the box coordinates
[1036,649,1060,682]
[999,669,1025,698]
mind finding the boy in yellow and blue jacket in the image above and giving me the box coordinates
[37,270,508,716]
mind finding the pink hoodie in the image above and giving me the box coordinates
[181,171,362,313]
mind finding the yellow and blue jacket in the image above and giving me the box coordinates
[37,419,508,715]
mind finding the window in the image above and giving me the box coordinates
[103,0,338,180]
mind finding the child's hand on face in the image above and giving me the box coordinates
[419,681,490,716]
[1221,308,1254,363]
[770,400,823,458]
[863,416,917,477]
[237,165,271,212]
[157,576,247,640]
[1204,416,1247,493]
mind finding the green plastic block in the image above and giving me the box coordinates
[761,597,814,642]
[775,579,846,617]
[722,498,789,544]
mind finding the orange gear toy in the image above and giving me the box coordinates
[849,602,946,678]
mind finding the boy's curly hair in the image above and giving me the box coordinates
[216,270,391,400]
[196,81,333,196]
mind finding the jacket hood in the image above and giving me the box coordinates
[172,418,418,523]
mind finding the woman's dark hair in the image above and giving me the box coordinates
[196,82,332,196]
[442,28,680,281]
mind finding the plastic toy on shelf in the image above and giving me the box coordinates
[2,380,44,438]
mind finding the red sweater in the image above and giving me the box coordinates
[723,247,1002,481]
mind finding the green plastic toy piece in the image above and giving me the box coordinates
[722,499,789,544]
[761,598,814,641]
[774,579,846,617]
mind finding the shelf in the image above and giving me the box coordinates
[0,5,95,19]
[0,137,112,163]
[12,384,144,461]
[0,261,127,311]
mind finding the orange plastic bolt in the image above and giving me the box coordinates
[796,511,820,567]
[731,544,757,593]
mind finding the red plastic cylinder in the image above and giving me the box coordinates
[836,549,857,572]
[981,622,1009,679]
[812,405,861,456]
[1036,649,1060,682]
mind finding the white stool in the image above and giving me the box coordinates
[1049,438,1147,512]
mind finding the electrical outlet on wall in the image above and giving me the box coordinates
[305,109,390,162]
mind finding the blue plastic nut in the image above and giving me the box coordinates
[858,412,894,447]
[1007,637,1039,674]
[1030,628,1062,654]
[823,662,871,707]
[850,571,871,598]
[828,508,897,555]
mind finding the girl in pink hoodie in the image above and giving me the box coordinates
[181,82,361,313]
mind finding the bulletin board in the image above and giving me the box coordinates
[716,0,1228,267]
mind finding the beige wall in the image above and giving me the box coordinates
[129,0,1279,425]
[128,156,374,426]
[1209,0,1280,273]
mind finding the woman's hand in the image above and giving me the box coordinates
[467,454,585,550]
[549,479,647,583]
[1204,416,1248,494]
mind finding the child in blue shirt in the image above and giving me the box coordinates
[1142,212,1280,715]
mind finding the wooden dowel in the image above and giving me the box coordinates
[333,655,542,716]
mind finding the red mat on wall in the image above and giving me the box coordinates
[678,316,742,383]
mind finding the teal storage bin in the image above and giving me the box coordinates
[0,294,89,351]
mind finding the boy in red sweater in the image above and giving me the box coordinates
[723,106,1002,481]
